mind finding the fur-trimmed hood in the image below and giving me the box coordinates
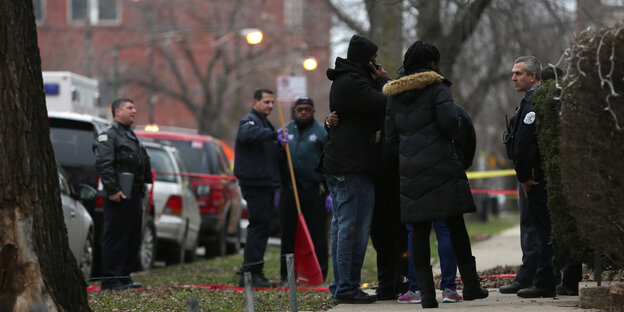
[382,71,446,96]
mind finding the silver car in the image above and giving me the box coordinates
[143,141,201,265]
[58,168,96,281]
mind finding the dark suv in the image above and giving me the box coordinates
[48,111,157,275]
[135,129,242,257]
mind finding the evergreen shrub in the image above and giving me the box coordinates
[558,25,624,269]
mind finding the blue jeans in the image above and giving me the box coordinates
[407,220,458,291]
[326,174,375,298]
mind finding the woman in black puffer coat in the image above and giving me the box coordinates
[384,40,488,308]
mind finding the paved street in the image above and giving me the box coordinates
[327,225,594,311]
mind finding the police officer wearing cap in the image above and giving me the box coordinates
[95,98,151,290]
[278,96,329,283]
[500,56,557,298]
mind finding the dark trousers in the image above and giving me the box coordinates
[101,192,142,287]
[370,176,408,294]
[279,184,328,281]
[241,186,275,273]
[560,260,582,290]
[407,221,458,291]
[410,215,473,269]
[515,185,538,286]
[517,183,556,289]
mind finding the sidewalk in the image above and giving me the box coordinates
[327,224,587,311]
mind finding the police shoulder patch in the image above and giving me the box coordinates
[523,111,536,124]
[97,134,108,142]
[246,120,255,126]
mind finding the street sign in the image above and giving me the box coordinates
[277,75,306,107]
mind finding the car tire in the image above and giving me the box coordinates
[162,240,184,265]
[184,238,197,263]
[226,214,241,255]
[80,228,94,282]
[137,217,156,271]
[164,219,188,265]
[207,221,227,258]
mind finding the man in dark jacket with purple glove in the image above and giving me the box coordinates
[234,89,287,287]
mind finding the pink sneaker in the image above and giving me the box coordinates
[442,288,463,303]
[397,290,421,303]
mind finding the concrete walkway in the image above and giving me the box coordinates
[327,224,593,311]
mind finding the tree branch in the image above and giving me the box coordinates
[323,0,368,35]
[130,78,198,115]
[440,0,493,77]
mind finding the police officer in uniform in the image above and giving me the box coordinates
[234,89,286,287]
[95,98,151,290]
[500,56,557,298]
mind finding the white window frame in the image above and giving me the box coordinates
[284,0,303,30]
[67,0,122,26]
[34,0,46,24]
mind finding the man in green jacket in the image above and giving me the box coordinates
[278,96,330,282]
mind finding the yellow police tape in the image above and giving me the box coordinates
[466,169,516,180]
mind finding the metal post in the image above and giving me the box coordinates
[244,271,255,312]
[594,248,601,286]
[187,296,199,312]
[84,0,94,77]
[286,253,298,312]
[113,41,120,99]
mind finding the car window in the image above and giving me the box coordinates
[49,127,96,167]
[145,147,177,183]
[172,148,194,193]
[166,140,219,175]
[58,171,71,196]
[211,142,229,175]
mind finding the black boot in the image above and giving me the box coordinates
[458,256,489,300]
[413,266,438,308]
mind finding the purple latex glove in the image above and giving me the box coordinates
[274,191,280,208]
[325,195,332,213]
[277,128,289,144]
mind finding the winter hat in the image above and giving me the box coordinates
[347,35,378,63]
[294,96,314,107]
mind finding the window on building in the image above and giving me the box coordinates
[70,0,88,21]
[68,0,121,25]
[33,0,45,23]
[98,1,118,21]
[284,0,303,30]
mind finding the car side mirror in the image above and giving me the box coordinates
[196,185,211,197]
[78,183,97,201]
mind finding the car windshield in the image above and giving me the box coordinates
[166,140,219,175]
[145,147,177,183]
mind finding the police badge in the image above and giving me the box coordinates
[523,111,536,124]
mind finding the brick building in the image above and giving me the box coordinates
[35,0,332,142]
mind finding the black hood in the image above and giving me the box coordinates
[326,57,368,81]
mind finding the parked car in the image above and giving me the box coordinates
[57,167,97,281]
[48,111,157,273]
[142,140,201,264]
[136,130,243,257]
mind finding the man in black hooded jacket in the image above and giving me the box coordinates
[322,34,389,304]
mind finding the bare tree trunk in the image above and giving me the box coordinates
[367,0,404,76]
[0,2,90,311]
